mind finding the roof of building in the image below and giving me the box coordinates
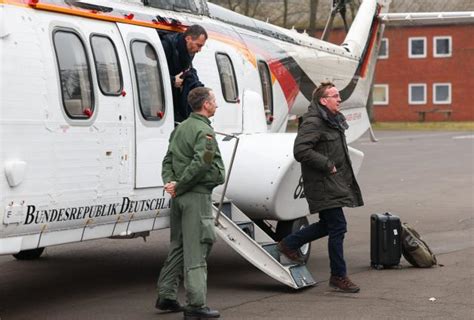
[389,0,474,12]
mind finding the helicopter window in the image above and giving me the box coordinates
[257,60,274,124]
[91,35,123,96]
[53,30,94,119]
[144,0,200,15]
[215,53,239,103]
[131,41,165,121]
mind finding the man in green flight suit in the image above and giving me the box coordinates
[155,87,225,319]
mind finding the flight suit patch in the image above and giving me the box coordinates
[203,135,215,164]
[203,151,214,164]
[205,134,213,149]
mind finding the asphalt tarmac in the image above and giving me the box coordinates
[0,130,473,320]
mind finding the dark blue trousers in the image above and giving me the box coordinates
[282,207,347,277]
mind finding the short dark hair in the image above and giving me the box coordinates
[184,24,208,40]
[188,87,212,111]
[312,81,335,103]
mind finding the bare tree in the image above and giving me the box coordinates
[209,0,364,31]
[243,0,250,15]
[225,0,240,11]
[210,0,261,17]
[347,0,361,21]
[308,0,320,34]
[283,0,289,27]
[247,0,260,17]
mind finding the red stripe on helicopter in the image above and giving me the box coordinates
[358,5,381,78]
[268,59,300,110]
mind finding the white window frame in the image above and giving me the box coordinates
[378,38,389,59]
[409,83,427,105]
[433,36,452,58]
[433,83,452,104]
[215,52,239,103]
[373,84,389,105]
[408,37,427,58]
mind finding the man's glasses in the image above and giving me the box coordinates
[324,94,340,99]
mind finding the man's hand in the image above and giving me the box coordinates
[174,72,184,88]
[164,181,177,198]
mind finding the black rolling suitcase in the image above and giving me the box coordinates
[370,212,402,269]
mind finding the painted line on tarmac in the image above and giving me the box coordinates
[452,135,474,140]
[357,132,459,144]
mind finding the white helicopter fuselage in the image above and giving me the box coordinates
[0,0,385,255]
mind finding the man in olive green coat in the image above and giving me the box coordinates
[277,81,363,293]
[156,87,225,319]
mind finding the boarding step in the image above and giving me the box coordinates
[212,200,315,289]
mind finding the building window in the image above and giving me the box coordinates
[433,83,451,104]
[409,37,427,58]
[409,84,427,104]
[53,30,94,119]
[378,38,388,59]
[215,53,239,103]
[131,41,165,121]
[433,36,452,58]
[373,84,389,105]
[257,60,273,123]
[91,35,123,96]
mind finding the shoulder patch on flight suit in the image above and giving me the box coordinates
[203,134,215,164]
[205,134,214,150]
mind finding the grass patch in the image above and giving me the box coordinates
[371,122,474,131]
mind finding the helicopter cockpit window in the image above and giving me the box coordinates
[143,0,199,14]
[131,41,165,121]
[53,30,94,119]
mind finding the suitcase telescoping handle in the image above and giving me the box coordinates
[382,212,391,252]
[382,222,387,251]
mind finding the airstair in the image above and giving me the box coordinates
[212,200,315,289]
[213,133,315,289]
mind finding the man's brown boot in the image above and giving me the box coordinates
[276,241,302,263]
[329,275,360,293]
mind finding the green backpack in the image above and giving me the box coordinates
[401,223,437,268]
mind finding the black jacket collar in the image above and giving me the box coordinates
[308,101,349,132]
[176,34,193,69]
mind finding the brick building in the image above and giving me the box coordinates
[372,22,474,122]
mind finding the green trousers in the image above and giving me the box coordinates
[157,191,216,308]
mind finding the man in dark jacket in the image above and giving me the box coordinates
[161,24,207,123]
[155,87,225,319]
[277,81,363,293]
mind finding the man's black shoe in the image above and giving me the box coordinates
[155,297,184,312]
[184,306,220,319]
